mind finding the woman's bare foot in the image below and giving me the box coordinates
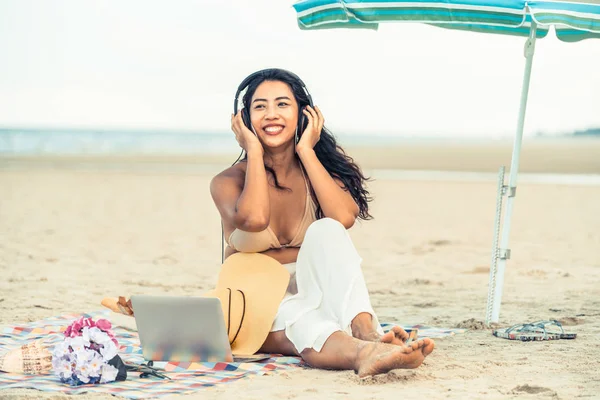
[352,314,409,346]
[355,338,435,378]
[351,313,410,346]
[379,326,411,346]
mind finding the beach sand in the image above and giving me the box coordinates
[1,140,600,399]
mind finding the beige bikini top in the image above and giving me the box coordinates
[226,170,317,253]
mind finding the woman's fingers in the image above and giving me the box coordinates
[232,110,261,152]
[302,107,314,128]
[305,106,317,120]
[231,112,244,147]
[233,111,247,133]
[315,106,324,132]
[233,111,242,130]
[231,112,239,130]
[306,106,321,131]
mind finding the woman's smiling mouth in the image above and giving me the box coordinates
[263,125,285,135]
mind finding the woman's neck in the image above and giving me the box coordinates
[263,145,299,178]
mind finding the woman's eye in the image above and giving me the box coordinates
[278,102,289,107]
[254,104,265,110]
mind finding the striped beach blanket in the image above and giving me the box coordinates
[0,311,464,398]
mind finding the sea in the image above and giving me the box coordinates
[1,127,599,186]
[0,127,240,156]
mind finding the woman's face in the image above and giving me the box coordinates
[249,80,299,150]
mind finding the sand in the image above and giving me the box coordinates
[1,140,600,399]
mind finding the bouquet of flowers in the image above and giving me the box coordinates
[51,316,126,385]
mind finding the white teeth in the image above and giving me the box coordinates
[264,126,283,133]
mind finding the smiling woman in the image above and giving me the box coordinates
[209,68,435,377]
[231,69,372,221]
[248,82,299,148]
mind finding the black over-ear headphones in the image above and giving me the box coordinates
[233,68,314,145]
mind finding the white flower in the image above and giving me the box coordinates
[73,350,92,368]
[99,340,118,361]
[74,348,95,365]
[88,327,111,345]
[66,351,77,364]
[69,336,90,353]
[81,326,91,342]
[51,355,63,372]
[87,352,104,378]
[52,339,75,380]
[74,355,93,384]
[76,369,91,384]
[100,363,118,383]
[52,340,69,357]
[54,358,73,380]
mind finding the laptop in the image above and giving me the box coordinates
[131,295,269,363]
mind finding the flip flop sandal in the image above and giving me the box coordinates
[527,320,577,340]
[493,323,561,342]
[405,328,419,345]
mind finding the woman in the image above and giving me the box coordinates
[210,69,434,377]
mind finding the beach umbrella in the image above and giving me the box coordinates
[292,0,600,325]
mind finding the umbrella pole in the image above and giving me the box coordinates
[486,21,538,325]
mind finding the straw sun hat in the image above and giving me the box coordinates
[102,252,290,356]
[203,252,290,355]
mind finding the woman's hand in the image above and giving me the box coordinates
[231,110,263,155]
[296,105,324,153]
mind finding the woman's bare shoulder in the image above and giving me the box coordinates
[210,162,246,192]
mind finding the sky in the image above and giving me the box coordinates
[0,0,599,138]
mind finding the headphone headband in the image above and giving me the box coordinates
[233,68,313,114]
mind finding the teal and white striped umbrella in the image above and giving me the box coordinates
[294,0,600,41]
[293,0,600,325]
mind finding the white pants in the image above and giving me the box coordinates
[270,218,384,353]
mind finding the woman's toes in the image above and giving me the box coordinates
[422,339,435,356]
[392,326,409,341]
[380,326,409,345]
[409,340,420,351]
[379,331,395,343]
[407,338,435,356]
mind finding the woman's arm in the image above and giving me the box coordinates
[297,106,359,229]
[210,113,271,232]
[297,146,358,228]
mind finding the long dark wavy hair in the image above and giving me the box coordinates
[239,69,373,220]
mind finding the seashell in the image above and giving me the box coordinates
[0,339,52,374]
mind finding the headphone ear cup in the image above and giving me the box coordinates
[241,108,252,132]
[298,108,306,134]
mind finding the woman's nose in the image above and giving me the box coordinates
[265,105,278,119]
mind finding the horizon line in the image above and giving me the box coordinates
[1,125,597,139]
